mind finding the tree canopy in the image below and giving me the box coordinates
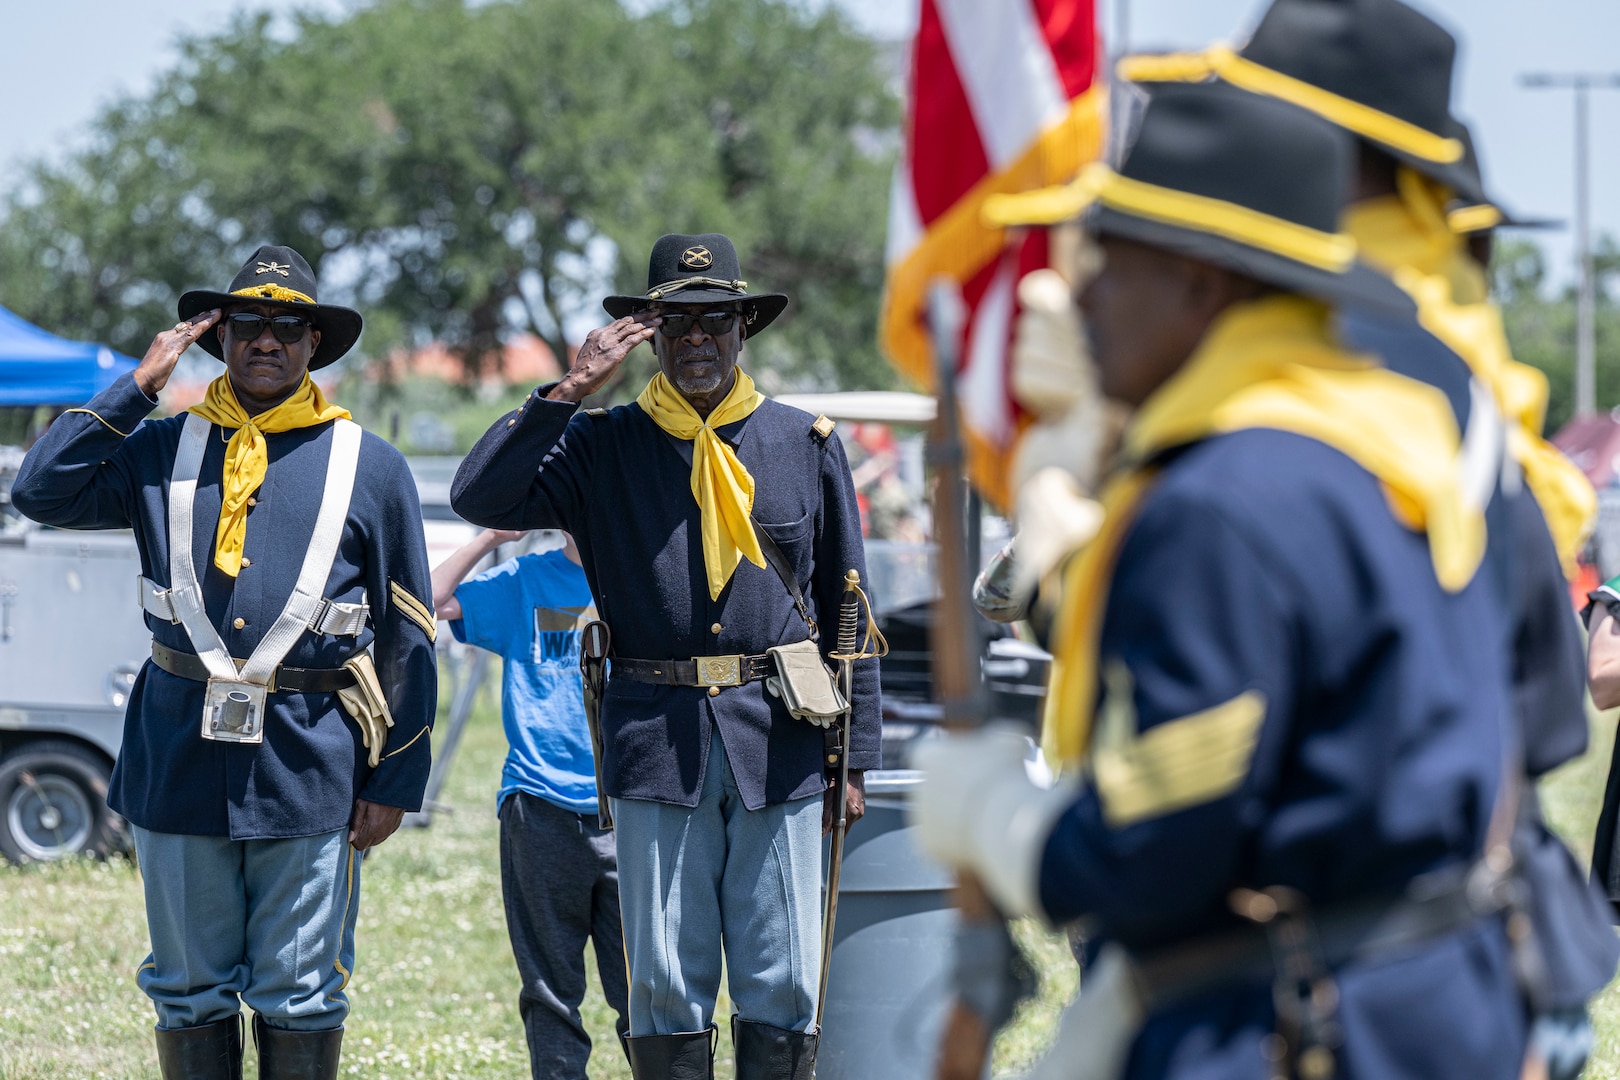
[0,0,902,397]
[1493,235,1620,434]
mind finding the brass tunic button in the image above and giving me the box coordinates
[246,497,256,507]
[233,618,245,629]
[240,557,251,567]
[708,685,720,698]
[710,622,722,634]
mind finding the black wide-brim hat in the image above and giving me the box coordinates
[178,244,363,371]
[1120,0,1488,207]
[602,233,788,338]
[985,81,1414,319]
[1447,122,1562,234]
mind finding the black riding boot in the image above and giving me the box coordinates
[732,1016,818,1080]
[253,1013,343,1080]
[154,1015,243,1080]
[623,1025,717,1080]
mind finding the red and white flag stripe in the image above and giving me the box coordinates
[882,0,1104,507]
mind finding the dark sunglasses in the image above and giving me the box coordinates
[653,310,740,339]
[226,312,312,344]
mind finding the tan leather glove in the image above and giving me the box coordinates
[337,652,395,767]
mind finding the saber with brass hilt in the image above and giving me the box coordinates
[817,567,886,1029]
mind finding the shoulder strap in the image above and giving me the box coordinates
[662,428,819,641]
[165,416,364,686]
[168,414,239,681]
[750,516,818,642]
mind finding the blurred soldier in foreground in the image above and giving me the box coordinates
[432,528,630,1078]
[1122,3,1618,1072]
[450,234,878,1080]
[915,81,1528,1079]
[12,247,437,1080]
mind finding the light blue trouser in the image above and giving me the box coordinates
[131,825,361,1031]
[613,733,823,1036]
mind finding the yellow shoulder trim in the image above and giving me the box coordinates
[812,415,837,439]
[389,580,437,642]
[382,725,428,760]
[1091,661,1267,828]
[61,408,129,438]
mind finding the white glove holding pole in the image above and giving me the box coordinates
[910,726,1078,920]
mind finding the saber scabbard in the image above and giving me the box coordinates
[580,619,613,830]
[818,568,886,1030]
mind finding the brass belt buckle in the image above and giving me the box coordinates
[693,654,744,687]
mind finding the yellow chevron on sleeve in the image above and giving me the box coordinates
[1091,662,1267,828]
[389,580,437,642]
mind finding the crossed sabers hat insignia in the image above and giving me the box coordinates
[680,247,713,270]
[255,261,291,277]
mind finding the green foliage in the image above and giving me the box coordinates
[1495,235,1620,434]
[0,0,901,396]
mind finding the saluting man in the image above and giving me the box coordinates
[917,82,1528,1079]
[451,233,879,1080]
[12,246,437,1080]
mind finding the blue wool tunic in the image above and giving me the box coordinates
[11,373,438,839]
[450,388,880,811]
[1038,429,1528,1080]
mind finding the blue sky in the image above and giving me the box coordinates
[3,0,1616,290]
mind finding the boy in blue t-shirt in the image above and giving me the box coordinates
[432,529,627,1079]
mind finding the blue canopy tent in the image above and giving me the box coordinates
[0,305,138,405]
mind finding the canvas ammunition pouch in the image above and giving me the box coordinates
[159,413,369,747]
[745,516,850,729]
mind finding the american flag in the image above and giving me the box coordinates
[881,0,1105,508]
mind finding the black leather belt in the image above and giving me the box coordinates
[612,653,774,687]
[150,641,357,694]
[1132,867,1501,1008]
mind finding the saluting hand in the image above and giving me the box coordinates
[548,313,660,403]
[133,310,220,398]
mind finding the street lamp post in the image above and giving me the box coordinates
[1521,72,1620,419]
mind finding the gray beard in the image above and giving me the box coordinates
[672,367,726,397]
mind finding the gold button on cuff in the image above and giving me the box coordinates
[233,618,245,629]
[710,623,722,634]
[708,685,720,698]
[247,497,256,507]
[240,558,251,567]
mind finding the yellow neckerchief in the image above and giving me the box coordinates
[187,374,351,577]
[1344,169,1597,573]
[635,368,767,600]
[1041,296,1480,767]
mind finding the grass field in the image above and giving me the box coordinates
[0,679,1615,1079]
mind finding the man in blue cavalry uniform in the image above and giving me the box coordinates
[12,246,437,1080]
[916,82,1528,1079]
[450,233,879,1080]
[1119,4,1619,1072]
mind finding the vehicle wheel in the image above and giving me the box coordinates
[0,740,127,864]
